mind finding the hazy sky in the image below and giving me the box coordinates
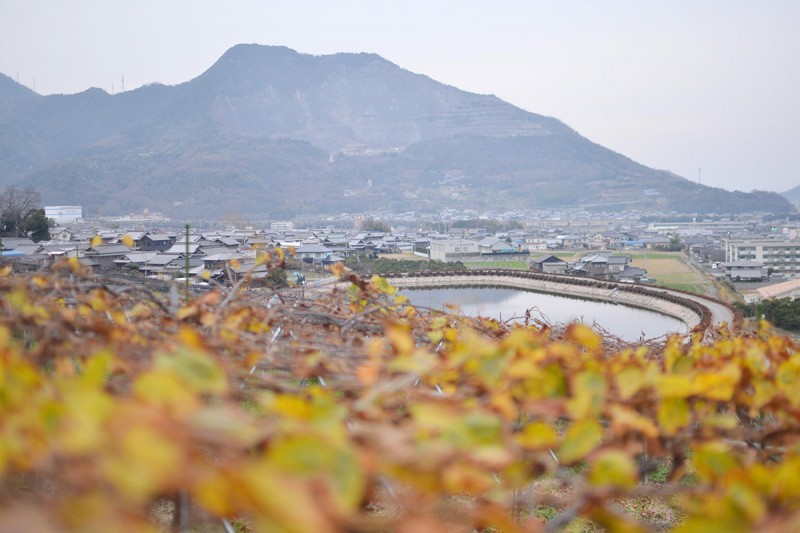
[1,1,798,193]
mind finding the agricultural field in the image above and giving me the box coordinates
[627,252,713,295]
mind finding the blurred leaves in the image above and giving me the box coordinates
[0,266,800,531]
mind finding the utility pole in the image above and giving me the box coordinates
[184,224,191,301]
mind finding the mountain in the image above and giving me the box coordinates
[782,186,800,205]
[0,44,793,219]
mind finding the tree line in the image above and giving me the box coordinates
[0,186,51,242]
[736,297,800,331]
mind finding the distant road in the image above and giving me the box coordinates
[644,286,736,328]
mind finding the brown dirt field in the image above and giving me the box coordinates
[629,257,693,275]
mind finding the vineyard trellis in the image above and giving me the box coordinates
[0,254,799,532]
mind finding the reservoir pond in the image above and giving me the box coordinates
[402,287,687,341]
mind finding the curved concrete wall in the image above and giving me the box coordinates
[384,270,709,333]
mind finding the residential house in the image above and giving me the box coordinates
[642,236,672,250]
[164,243,203,256]
[119,231,147,247]
[617,267,648,283]
[476,237,515,254]
[139,233,175,252]
[83,243,134,270]
[296,244,332,263]
[531,255,567,274]
[114,252,160,273]
[573,253,632,280]
[556,234,584,248]
[724,261,766,281]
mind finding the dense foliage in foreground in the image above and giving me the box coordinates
[2,257,800,532]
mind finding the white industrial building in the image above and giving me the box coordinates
[45,206,83,224]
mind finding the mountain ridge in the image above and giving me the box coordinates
[0,44,792,219]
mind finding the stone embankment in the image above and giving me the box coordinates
[383,270,714,335]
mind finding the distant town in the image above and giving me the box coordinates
[0,203,797,306]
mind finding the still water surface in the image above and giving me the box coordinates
[403,287,687,341]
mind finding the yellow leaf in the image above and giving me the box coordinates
[269,394,311,421]
[692,441,738,483]
[193,469,237,516]
[777,356,800,408]
[267,434,365,514]
[746,379,777,411]
[102,425,184,502]
[608,404,659,439]
[701,413,739,430]
[80,349,114,388]
[90,235,103,248]
[567,370,606,420]
[727,482,767,523]
[566,323,601,350]
[188,407,261,447]
[238,461,330,533]
[370,275,397,295]
[693,364,741,401]
[57,388,115,455]
[328,262,346,278]
[589,450,638,488]
[516,421,559,450]
[771,456,800,503]
[154,348,228,395]
[133,371,200,415]
[489,391,517,420]
[120,234,134,247]
[442,462,496,494]
[658,398,691,436]
[387,352,437,375]
[559,419,603,464]
[385,321,414,355]
[589,507,650,533]
[657,374,694,398]
[615,364,657,400]
[674,515,749,533]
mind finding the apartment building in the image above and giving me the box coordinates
[725,238,800,277]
